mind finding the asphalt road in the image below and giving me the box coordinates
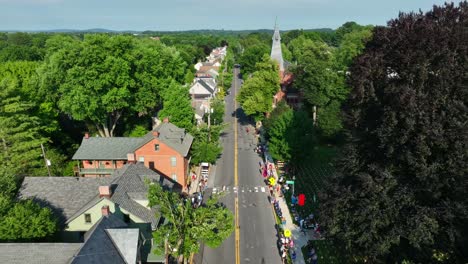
[201,68,281,264]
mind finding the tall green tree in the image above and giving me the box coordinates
[0,199,57,242]
[148,183,234,263]
[334,27,373,71]
[0,81,48,175]
[158,81,194,131]
[265,102,315,163]
[292,23,372,137]
[189,124,223,165]
[292,38,347,136]
[238,44,270,76]
[237,55,280,120]
[320,2,468,263]
[42,34,187,137]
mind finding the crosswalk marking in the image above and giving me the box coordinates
[209,186,271,194]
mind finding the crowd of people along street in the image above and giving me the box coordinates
[254,137,321,264]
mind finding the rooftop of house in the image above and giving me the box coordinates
[18,176,114,225]
[0,243,83,264]
[18,163,175,229]
[72,121,193,160]
[190,78,215,95]
[0,214,140,264]
[72,137,144,160]
[71,214,137,264]
[196,76,216,89]
[147,122,194,157]
[198,65,219,73]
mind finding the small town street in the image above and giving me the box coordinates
[200,67,282,264]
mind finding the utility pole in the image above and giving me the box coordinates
[40,143,52,177]
[206,104,213,142]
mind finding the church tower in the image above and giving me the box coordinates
[270,19,284,73]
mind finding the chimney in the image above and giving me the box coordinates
[85,132,89,139]
[99,185,112,198]
[101,205,110,217]
[152,131,159,137]
[163,117,169,123]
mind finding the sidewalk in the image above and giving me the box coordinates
[188,166,204,195]
[265,151,312,264]
[188,164,217,195]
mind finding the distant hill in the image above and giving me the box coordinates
[0,28,141,34]
[0,28,334,34]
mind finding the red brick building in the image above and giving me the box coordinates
[72,120,193,189]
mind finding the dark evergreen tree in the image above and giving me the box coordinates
[320,2,468,263]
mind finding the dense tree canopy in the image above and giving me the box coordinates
[0,32,49,62]
[0,77,49,175]
[265,102,315,163]
[237,55,280,120]
[238,43,270,76]
[158,81,194,131]
[320,3,468,263]
[291,23,372,137]
[42,34,187,137]
[190,124,223,165]
[0,199,57,242]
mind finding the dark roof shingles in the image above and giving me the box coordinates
[0,243,82,264]
[71,214,128,264]
[18,177,114,225]
[72,137,144,160]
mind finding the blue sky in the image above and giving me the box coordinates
[0,0,454,31]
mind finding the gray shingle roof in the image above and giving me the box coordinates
[71,214,128,264]
[109,163,175,228]
[151,122,194,157]
[72,122,193,160]
[0,215,141,264]
[0,243,82,264]
[18,164,175,230]
[72,137,145,160]
[18,177,114,225]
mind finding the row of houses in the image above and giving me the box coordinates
[189,46,227,124]
[0,44,229,264]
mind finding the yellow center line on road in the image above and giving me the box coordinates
[234,71,240,264]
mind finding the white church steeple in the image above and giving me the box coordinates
[270,18,284,72]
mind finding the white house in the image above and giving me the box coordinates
[189,78,217,100]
